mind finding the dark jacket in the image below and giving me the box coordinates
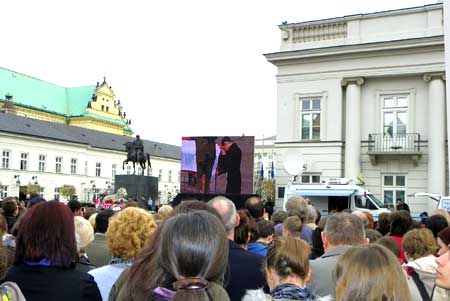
[2,214,16,234]
[3,264,101,301]
[226,240,266,301]
[218,143,242,194]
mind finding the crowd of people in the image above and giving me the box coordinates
[1,193,450,301]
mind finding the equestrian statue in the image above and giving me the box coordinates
[123,135,152,175]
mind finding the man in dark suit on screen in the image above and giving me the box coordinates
[217,136,242,194]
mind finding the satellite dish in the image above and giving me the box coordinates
[282,149,306,176]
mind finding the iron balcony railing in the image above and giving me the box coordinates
[368,133,421,153]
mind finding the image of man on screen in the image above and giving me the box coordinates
[217,136,242,194]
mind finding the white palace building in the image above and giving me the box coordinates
[265,2,446,214]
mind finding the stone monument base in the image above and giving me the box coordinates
[115,175,158,206]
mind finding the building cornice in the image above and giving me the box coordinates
[423,72,446,82]
[278,3,442,28]
[265,36,444,66]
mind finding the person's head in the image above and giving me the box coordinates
[430,209,450,226]
[436,249,450,289]
[365,229,382,244]
[67,200,83,216]
[174,200,220,218]
[282,216,302,238]
[0,215,7,237]
[126,210,229,301]
[27,196,46,208]
[126,201,138,208]
[74,216,94,254]
[376,236,401,260]
[285,195,308,222]
[363,212,374,229]
[2,197,18,217]
[271,210,287,225]
[208,196,238,237]
[15,201,77,267]
[322,213,366,251]
[438,227,450,256]
[376,212,391,236]
[402,228,438,261]
[136,135,140,140]
[426,215,449,238]
[352,211,369,229]
[107,207,157,260]
[221,136,233,151]
[305,205,316,224]
[389,210,412,237]
[245,196,264,220]
[265,237,311,290]
[234,210,250,248]
[157,204,173,219]
[396,198,403,206]
[336,244,410,301]
[95,210,115,233]
[257,220,275,244]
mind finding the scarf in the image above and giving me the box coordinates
[271,283,316,300]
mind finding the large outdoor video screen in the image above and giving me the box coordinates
[181,136,255,194]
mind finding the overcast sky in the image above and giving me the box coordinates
[0,0,436,145]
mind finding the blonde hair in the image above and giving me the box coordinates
[336,244,410,301]
[158,205,173,219]
[74,216,94,252]
[266,237,311,280]
[88,213,97,228]
[107,207,157,259]
[402,228,438,260]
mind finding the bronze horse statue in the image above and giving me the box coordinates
[123,141,151,175]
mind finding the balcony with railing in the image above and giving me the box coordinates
[367,133,421,164]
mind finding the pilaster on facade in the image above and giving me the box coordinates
[342,77,364,181]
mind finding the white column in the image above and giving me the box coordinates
[444,0,450,192]
[424,73,446,204]
[341,78,364,182]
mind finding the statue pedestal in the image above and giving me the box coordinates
[115,175,158,205]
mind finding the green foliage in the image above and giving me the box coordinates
[116,187,127,198]
[261,179,275,201]
[60,184,76,198]
[27,183,41,195]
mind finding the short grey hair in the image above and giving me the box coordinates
[285,195,308,221]
[324,213,365,246]
[208,196,236,234]
[306,205,317,222]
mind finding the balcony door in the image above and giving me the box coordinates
[382,95,408,150]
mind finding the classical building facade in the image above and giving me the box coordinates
[266,3,446,214]
[0,113,180,203]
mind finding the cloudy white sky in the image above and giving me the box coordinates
[0,0,436,145]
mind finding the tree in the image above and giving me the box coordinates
[27,183,41,196]
[60,185,76,200]
[261,179,275,202]
[116,187,127,199]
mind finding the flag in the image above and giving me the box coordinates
[260,164,264,178]
[270,161,274,179]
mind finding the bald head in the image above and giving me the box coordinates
[285,195,308,221]
[245,196,264,220]
[352,211,369,229]
[208,196,236,234]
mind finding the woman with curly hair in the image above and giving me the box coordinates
[89,207,157,300]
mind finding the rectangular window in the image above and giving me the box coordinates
[148,168,153,176]
[2,151,10,169]
[71,159,77,175]
[278,187,285,198]
[85,161,88,176]
[54,187,60,201]
[126,165,131,175]
[383,174,406,205]
[39,187,45,198]
[112,164,117,178]
[39,155,46,172]
[301,174,321,184]
[0,186,8,198]
[96,162,101,177]
[20,153,28,170]
[168,171,172,183]
[137,167,142,175]
[55,157,63,173]
[159,169,163,181]
[300,99,321,140]
[382,95,408,137]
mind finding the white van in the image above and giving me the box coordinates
[414,192,450,212]
[283,178,390,219]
